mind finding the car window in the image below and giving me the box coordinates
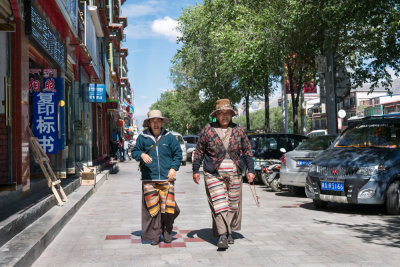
[183,136,197,144]
[296,135,336,150]
[336,124,400,148]
[278,136,304,151]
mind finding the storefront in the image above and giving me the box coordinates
[28,3,67,179]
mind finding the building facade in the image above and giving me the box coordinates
[0,0,132,201]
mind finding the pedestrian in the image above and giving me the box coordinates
[123,138,129,160]
[112,129,119,158]
[132,110,182,245]
[192,98,255,249]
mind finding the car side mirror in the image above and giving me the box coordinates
[280,148,286,153]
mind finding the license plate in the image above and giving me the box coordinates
[321,181,344,191]
[296,160,312,167]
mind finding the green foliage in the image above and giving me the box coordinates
[233,102,312,134]
[162,0,400,135]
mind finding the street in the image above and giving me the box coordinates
[33,161,400,267]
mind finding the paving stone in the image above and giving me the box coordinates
[32,162,400,267]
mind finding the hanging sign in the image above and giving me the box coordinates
[106,100,118,110]
[88,84,106,102]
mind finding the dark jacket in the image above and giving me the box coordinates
[192,122,255,175]
[132,128,182,181]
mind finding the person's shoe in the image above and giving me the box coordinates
[217,234,229,249]
[163,231,172,243]
[151,236,160,246]
[227,234,234,244]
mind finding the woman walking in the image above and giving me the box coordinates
[132,110,182,245]
[192,99,255,249]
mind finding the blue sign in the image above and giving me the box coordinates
[89,84,106,102]
[33,92,58,154]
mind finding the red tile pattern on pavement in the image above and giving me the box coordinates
[105,227,205,248]
[105,235,131,240]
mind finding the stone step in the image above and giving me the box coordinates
[0,171,109,267]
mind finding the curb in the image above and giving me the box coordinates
[0,170,110,267]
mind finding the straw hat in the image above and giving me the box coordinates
[210,98,237,117]
[142,110,170,127]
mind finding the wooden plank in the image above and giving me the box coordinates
[29,129,68,204]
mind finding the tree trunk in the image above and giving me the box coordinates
[245,94,250,131]
[264,77,270,133]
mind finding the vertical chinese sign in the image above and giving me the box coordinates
[33,77,63,154]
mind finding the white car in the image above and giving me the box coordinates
[171,132,187,166]
[307,129,328,137]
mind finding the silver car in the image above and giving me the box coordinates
[280,135,338,194]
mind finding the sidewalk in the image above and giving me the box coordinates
[33,161,400,267]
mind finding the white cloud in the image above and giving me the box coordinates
[140,95,149,99]
[124,23,157,40]
[121,1,162,18]
[151,16,181,42]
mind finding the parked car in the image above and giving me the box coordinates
[307,129,328,137]
[183,135,199,162]
[171,132,187,166]
[280,134,338,195]
[305,115,400,214]
[247,133,307,184]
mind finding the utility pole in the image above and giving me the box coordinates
[281,64,288,133]
[300,87,307,135]
[325,30,337,135]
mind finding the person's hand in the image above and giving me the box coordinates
[193,173,200,184]
[247,173,255,183]
[168,169,176,182]
[141,153,152,164]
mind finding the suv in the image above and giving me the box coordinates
[247,133,307,184]
[306,115,400,214]
[171,132,187,166]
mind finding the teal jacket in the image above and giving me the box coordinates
[132,128,182,181]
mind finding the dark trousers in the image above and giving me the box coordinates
[141,191,180,241]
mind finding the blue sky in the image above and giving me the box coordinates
[122,0,202,127]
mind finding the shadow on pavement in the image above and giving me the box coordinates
[186,228,244,247]
[299,202,386,216]
[314,216,400,248]
[274,191,307,198]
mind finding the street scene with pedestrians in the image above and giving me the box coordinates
[1,0,400,266]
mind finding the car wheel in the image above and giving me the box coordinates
[313,199,328,209]
[270,177,282,192]
[181,161,186,166]
[386,180,400,215]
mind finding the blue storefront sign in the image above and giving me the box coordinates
[32,77,65,154]
[88,83,106,102]
[33,91,58,154]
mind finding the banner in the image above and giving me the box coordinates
[89,84,106,102]
[32,77,64,154]
[33,91,58,154]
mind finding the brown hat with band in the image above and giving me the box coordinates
[210,98,237,117]
[143,110,170,127]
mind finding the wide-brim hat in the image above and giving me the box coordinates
[143,110,170,127]
[210,98,238,117]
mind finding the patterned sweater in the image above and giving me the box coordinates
[192,122,255,175]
